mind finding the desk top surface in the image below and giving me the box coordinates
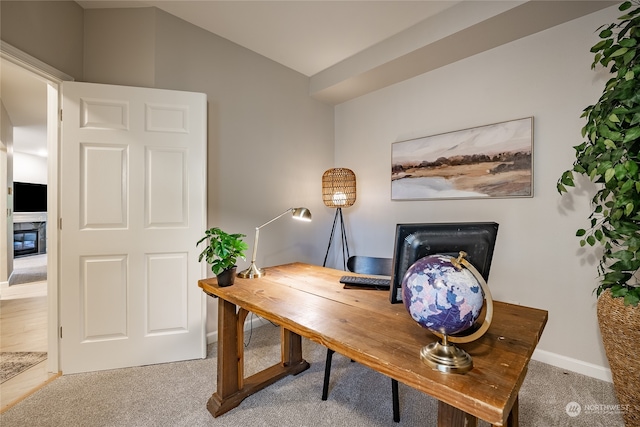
[199,262,547,426]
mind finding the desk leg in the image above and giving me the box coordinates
[438,395,518,427]
[207,298,310,418]
[503,396,519,427]
[236,308,250,389]
[207,298,242,416]
[281,327,305,368]
[438,401,478,427]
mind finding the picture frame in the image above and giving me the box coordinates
[391,117,533,200]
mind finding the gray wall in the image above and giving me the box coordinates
[83,7,156,87]
[1,1,84,80]
[334,5,620,379]
[81,7,334,264]
[82,11,335,340]
[2,2,335,336]
[2,0,620,379]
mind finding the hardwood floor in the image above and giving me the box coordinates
[1,280,58,413]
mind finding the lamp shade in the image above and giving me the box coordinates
[322,168,356,208]
[292,207,312,221]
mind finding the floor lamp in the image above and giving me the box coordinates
[322,168,356,269]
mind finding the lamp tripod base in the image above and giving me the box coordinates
[420,337,473,374]
[237,262,264,279]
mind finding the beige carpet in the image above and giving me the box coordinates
[0,352,47,384]
[8,255,46,286]
[0,323,626,427]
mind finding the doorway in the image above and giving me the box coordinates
[1,42,207,385]
[0,43,69,411]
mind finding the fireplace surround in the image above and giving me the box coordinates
[13,213,47,258]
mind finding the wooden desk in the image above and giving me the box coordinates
[198,262,547,426]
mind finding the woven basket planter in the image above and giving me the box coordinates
[597,290,640,426]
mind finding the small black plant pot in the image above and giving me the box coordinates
[216,266,237,287]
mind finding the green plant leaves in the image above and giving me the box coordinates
[599,28,613,39]
[196,227,248,275]
[619,38,637,47]
[605,168,616,182]
[557,0,640,306]
[625,291,640,306]
[610,47,629,58]
[623,126,640,142]
[557,170,574,193]
[610,284,640,306]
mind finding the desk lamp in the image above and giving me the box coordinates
[238,207,312,279]
[321,168,356,269]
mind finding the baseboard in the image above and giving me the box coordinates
[532,348,612,383]
[206,314,273,345]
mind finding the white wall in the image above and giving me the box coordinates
[0,100,13,285]
[13,151,47,184]
[334,5,620,379]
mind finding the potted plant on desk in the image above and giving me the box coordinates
[557,2,640,424]
[197,227,248,287]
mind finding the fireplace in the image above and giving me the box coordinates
[14,229,38,256]
[13,218,47,258]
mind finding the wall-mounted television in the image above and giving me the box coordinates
[13,182,47,213]
[389,222,499,304]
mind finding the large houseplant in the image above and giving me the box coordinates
[558,0,640,307]
[197,227,248,286]
[557,2,640,424]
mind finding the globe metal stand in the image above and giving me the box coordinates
[420,334,474,374]
[421,252,494,374]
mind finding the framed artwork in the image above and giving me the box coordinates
[391,117,533,200]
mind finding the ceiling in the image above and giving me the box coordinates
[77,1,461,77]
[1,0,462,158]
[1,0,617,158]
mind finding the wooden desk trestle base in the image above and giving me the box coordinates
[206,299,309,417]
[199,263,547,427]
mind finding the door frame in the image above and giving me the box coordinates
[1,41,73,372]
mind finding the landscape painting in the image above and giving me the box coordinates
[391,117,533,200]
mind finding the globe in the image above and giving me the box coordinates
[402,253,484,336]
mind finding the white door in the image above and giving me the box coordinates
[60,82,207,374]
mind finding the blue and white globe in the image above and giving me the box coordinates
[402,254,484,336]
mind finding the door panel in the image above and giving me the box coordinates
[146,147,188,227]
[146,252,188,334]
[81,143,128,228]
[81,255,128,341]
[60,82,207,374]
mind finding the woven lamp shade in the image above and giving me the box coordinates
[322,168,356,208]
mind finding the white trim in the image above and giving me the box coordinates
[13,212,48,223]
[532,348,613,383]
[1,39,73,374]
[45,83,60,374]
[1,41,73,83]
[206,314,274,345]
